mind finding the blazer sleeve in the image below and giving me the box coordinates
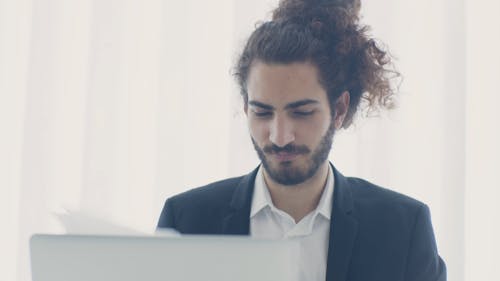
[157,198,176,229]
[404,204,447,281]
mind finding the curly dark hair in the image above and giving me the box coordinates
[234,0,399,128]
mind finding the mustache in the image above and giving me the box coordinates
[263,144,310,154]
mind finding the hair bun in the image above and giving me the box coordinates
[327,0,361,14]
[336,0,361,13]
[272,0,361,27]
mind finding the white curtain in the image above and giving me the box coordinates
[1,0,498,280]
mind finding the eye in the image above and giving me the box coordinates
[293,110,315,117]
[252,110,273,118]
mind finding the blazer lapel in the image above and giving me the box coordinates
[221,167,259,235]
[325,167,359,281]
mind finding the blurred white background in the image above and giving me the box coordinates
[1,0,499,280]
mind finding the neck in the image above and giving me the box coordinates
[263,162,330,223]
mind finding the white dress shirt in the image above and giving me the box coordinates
[250,164,334,281]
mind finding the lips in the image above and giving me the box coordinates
[273,152,299,161]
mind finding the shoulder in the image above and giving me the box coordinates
[347,177,424,208]
[344,176,427,224]
[157,167,259,232]
[338,178,445,278]
[157,175,247,231]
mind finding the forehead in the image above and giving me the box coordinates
[246,61,328,106]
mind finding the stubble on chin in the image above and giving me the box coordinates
[250,121,335,186]
[251,139,315,186]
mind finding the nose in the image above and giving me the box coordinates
[269,115,295,147]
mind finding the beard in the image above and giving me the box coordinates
[251,122,335,186]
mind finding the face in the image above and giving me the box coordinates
[246,61,341,186]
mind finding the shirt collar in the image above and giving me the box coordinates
[250,165,273,217]
[317,164,334,219]
[250,163,334,220]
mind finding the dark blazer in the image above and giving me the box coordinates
[158,165,446,281]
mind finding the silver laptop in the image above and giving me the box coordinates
[30,234,298,281]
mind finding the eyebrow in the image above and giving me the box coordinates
[248,101,274,110]
[248,99,319,110]
[284,99,319,109]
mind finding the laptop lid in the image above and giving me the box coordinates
[30,234,298,281]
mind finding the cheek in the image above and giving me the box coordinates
[248,118,269,142]
[317,111,333,132]
[298,114,330,135]
[294,123,317,143]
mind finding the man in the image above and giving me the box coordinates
[158,0,446,280]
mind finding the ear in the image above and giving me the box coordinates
[333,91,350,129]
